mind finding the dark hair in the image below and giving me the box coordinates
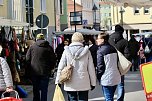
[115,24,124,33]
[98,33,109,42]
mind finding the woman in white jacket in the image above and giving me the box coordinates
[0,45,13,96]
[55,32,96,101]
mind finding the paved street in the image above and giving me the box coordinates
[23,70,146,101]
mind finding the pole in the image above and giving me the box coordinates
[120,7,124,27]
[94,10,96,29]
[41,14,43,33]
[28,0,30,27]
[74,0,76,32]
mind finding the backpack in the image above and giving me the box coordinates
[144,41,151,54]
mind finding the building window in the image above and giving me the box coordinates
[0,0,3,5]
[104,13,107,17]
[60,0,64,15]
[144,7,149,15]
[109,13,111,17]
[134,7,140,15]
[40,0,46,13]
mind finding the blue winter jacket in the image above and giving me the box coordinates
[97,43,121,86]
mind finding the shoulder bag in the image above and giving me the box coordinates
[116,48,132,75]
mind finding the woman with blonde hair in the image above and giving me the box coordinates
[55,32,96,101]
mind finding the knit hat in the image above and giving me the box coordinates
[71,32,84,42]
[36,33,44,40]
[115,24,124,33]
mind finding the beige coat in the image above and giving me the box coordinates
[55,42,96,91]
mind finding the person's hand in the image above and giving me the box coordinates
[91,85,95,90]
[6,86,13,92]
[57,84,61,87]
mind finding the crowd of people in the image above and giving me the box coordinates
[0,24,151,101]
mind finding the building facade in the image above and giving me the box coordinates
[111,6,152,39]
[66,0,100,30]
[0,0,27,27]
[26,0,56,42]
[100,4,112,30]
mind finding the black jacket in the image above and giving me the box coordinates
[26,40,56,76]
[89,44,98,67]
[108,31,130,59]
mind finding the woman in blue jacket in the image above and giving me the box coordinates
[96,33,121,101]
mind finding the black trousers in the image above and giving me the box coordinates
[67,90,89,101]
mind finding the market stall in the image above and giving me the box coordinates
[0,18,33,85]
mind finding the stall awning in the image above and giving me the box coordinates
[62,29,103,35]
[0,18,29,27]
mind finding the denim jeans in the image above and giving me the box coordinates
[102,85,117,101]
[67,91,88,101]
[117,76,125,101]
[31,76,49,101]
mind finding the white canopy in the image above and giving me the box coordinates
[99,0,152,7]
[0,17,29,27]
[133,32,152,36]
[62,29,102,35]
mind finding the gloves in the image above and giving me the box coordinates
[57,84,61,87]
[91,86,95,90]
[97,74,102,83]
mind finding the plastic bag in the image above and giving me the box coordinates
[15,85,28,98]
[53,85,65,101]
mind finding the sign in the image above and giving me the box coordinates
[36,14,49,28]
[70,11,82,25]
[82,20,88,26]
[140,62,152,101]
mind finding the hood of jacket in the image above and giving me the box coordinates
[110,32,124,43]
[35,40,50,47]
[64,42,89,60]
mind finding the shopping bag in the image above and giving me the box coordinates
[0,90,23,101]
[53,84,65,101]
[15,85,28,98]
[117,49,132,75]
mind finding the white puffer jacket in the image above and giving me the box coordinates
[0,57,13,91]
[55,42,96,91]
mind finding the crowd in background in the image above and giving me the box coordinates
[0,24,152,101]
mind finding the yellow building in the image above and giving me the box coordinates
[111,6,152,39]
[0,0,28,26]
[30,0,56,41]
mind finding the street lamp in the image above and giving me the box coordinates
[119,7,125,27]
[92,4,98,29]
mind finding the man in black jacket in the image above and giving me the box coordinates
[26,33,56,101]
[109,25,130,101]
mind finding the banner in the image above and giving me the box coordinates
[140,62,152,101]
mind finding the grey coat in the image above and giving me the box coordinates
[0,57,13,91]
